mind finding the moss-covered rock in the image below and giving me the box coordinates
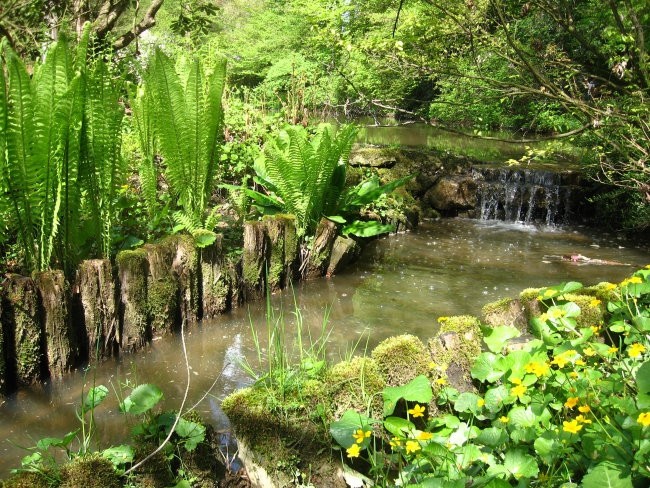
[34,270,78,377]
[117,249,150,351]
[371,334,430,387]
[561,293,606,327]
[428,316,482,393]
[482,297,528,331]
[324,356,386,420]
[2,471,52,488]
[1,274,43,387]
[59,453,121,488]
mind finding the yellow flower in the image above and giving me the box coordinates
[564,397,579,409]
[511,377,522,385]
[525,361,550,377]
[543,289,556,298]
[511,384,527,398]
[437,316,449,323]
[575,359,586,366]
[499,416,509,423]
[607,346,619,354]
[539,313,549,322]
[405,440,421,454]
[590,325,601,334]
[604,282,617,290]
[638,412,650,427]
[569,372,579,378]
[589,298,601,307]
[548,308,566,319]
[583,347,596,357]
[646,265,650,270]
[408,404,426,418]
[435,378,448,386]
[352,429,371,444]
[578,405,591,413]
[576,415,592,424]
[628,343,646,358]
[416,431,433,441]
[563,420,583,434]
[428,361,437,370]
[629,276,643,284]
[477,398,485,408]
[346,444,361,458]
[389,437,402,448]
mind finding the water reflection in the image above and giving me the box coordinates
[0,219,647,476]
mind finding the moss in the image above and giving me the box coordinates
[561,293,605,327]
[482,297,513,317]
[2,471,52,488]
[147,278,179,335]
[428,315,482,393]
[116,249,149,348]
[59,453,121,488]
[324,357,386,420]
[371,334,430,387]
[130,440,175,488]
[583,282,619,303]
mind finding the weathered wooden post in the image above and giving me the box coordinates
[143,241,179,336]
[117,249,150,351]
[74,259,118,361]
[171,235,200,325]
[242,221,268,300]
[34,270,77,377]
[305,218,338,278]
[1,275,43,387]
[200,235,232,318]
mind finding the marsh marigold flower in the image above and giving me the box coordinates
[499,416,509,423]
[405,440,421,454]
[608,346,619,354]
[576,415,592,424]
[638,412,650,427]
[435,377,448,386]
[589,298,601,307]
[408,404,426,418]
[352,429,371,444]
[389,437,402,448]
[347,444,361,458]
[628,343,646,358]
[578,405,591,413]
[511,384,527,398]
[590,325,601,334]
[525,361,550,377]
[583,347,596,357]
[563,420,583,434]
[416,431,433,441]
[564,397,579,409]
[477,398,486,407]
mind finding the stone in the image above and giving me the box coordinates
[482,297,528,332]
[423,175,478,216]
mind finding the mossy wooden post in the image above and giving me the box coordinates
[117,250,150,351]
[75,259,118,361]
[0,296,5,394]
[172,235,200,325]
[34,270,78,377]
[243,221,268,300]
[1,275,43,387]
[143,242,179,336]
[263,215,299,291]
[305,218,337,279]
[326,236,360,277]
[200,235,232,318]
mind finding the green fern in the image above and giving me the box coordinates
[137,48,227,245]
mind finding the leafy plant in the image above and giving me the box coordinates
[135,47,227,248]
[330,267,650,487]
[229,123,411,238]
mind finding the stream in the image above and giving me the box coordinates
[0,218,648,477]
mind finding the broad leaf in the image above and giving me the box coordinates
[383,375,433,417]
[635,361,650,409]
[120,384,163,415]
[581,462,633,488]
[482,325,520,353]
[82,385,109,413]
[102,445,134,466]
[329,410,373,449]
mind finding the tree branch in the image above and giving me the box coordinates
[112,0,164,50]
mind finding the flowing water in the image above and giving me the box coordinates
[1,218,648,477]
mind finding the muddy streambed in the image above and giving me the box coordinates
[0,218,648,476]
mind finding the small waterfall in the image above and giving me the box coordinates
[471,166,578,225]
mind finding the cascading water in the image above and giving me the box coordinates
[471,166,580,225]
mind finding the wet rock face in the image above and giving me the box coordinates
[423,176,479,216]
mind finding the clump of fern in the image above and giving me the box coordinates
[134,48,227,248]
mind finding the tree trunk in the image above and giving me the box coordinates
[34,270,77,377]
[1,275,44,388]
[117,249,150,351]
[74,259,118,361]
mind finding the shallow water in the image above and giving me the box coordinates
[0,218,648,476]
